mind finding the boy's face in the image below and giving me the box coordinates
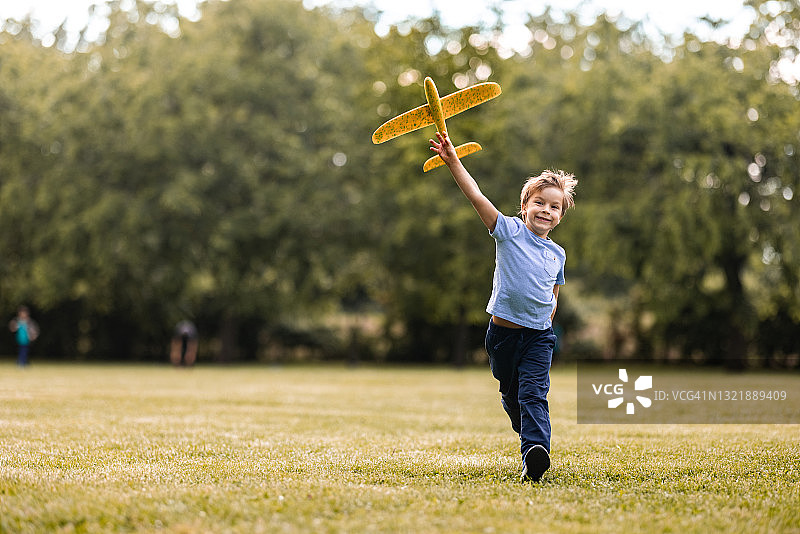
[523,186,564,238]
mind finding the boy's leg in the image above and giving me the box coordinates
[517,328,556,455]
[484,321,522,433]
[17,345,29,366]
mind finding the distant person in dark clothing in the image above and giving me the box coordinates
[9,306,38,367]
[170,320,198,367]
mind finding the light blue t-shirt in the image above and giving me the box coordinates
[486,213,566,330]
[15,321,30,346]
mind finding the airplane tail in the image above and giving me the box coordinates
[423,142,482,172]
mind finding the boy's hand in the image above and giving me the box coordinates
[429,131,459,166]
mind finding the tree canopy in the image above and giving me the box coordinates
[1,0,798,367]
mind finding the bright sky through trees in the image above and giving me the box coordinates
[2,0,756,49]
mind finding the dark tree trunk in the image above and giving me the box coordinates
[219,311,238,362]
[722,252,748,371]
[453,306,468,368]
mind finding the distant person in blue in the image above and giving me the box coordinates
[430,131,577,482]
[170,320,198,367]
[8,306,38,367]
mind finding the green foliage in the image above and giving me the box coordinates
[0,0,798,362]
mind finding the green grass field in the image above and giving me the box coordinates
[1,363,798,533]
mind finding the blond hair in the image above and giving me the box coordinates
[519,169,578,220]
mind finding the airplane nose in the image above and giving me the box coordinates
[424,77,438,98]
[424,77,447,135]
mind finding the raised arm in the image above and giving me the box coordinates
[429,131,499,232]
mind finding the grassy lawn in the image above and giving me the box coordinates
[0,363,798,533]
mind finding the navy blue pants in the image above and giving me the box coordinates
[17,344,29,366]
[485,320,556,455]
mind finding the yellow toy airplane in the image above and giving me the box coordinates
[372,76,501,172]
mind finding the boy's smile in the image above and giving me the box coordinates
[523,186,564,238]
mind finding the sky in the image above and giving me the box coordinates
[0,0,757,49]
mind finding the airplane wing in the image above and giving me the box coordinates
[440,82,501,119]
[371,103,433,144]
[423,142,483,172]
[371,82,501,144]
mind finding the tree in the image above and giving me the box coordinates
[0,0,382,360]
[2,1,797,365]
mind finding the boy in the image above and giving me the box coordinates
[9,306,38,367]
[429,131,577,482]
[170,320,199,367]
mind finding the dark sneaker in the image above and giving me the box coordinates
[521,445,550,482]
